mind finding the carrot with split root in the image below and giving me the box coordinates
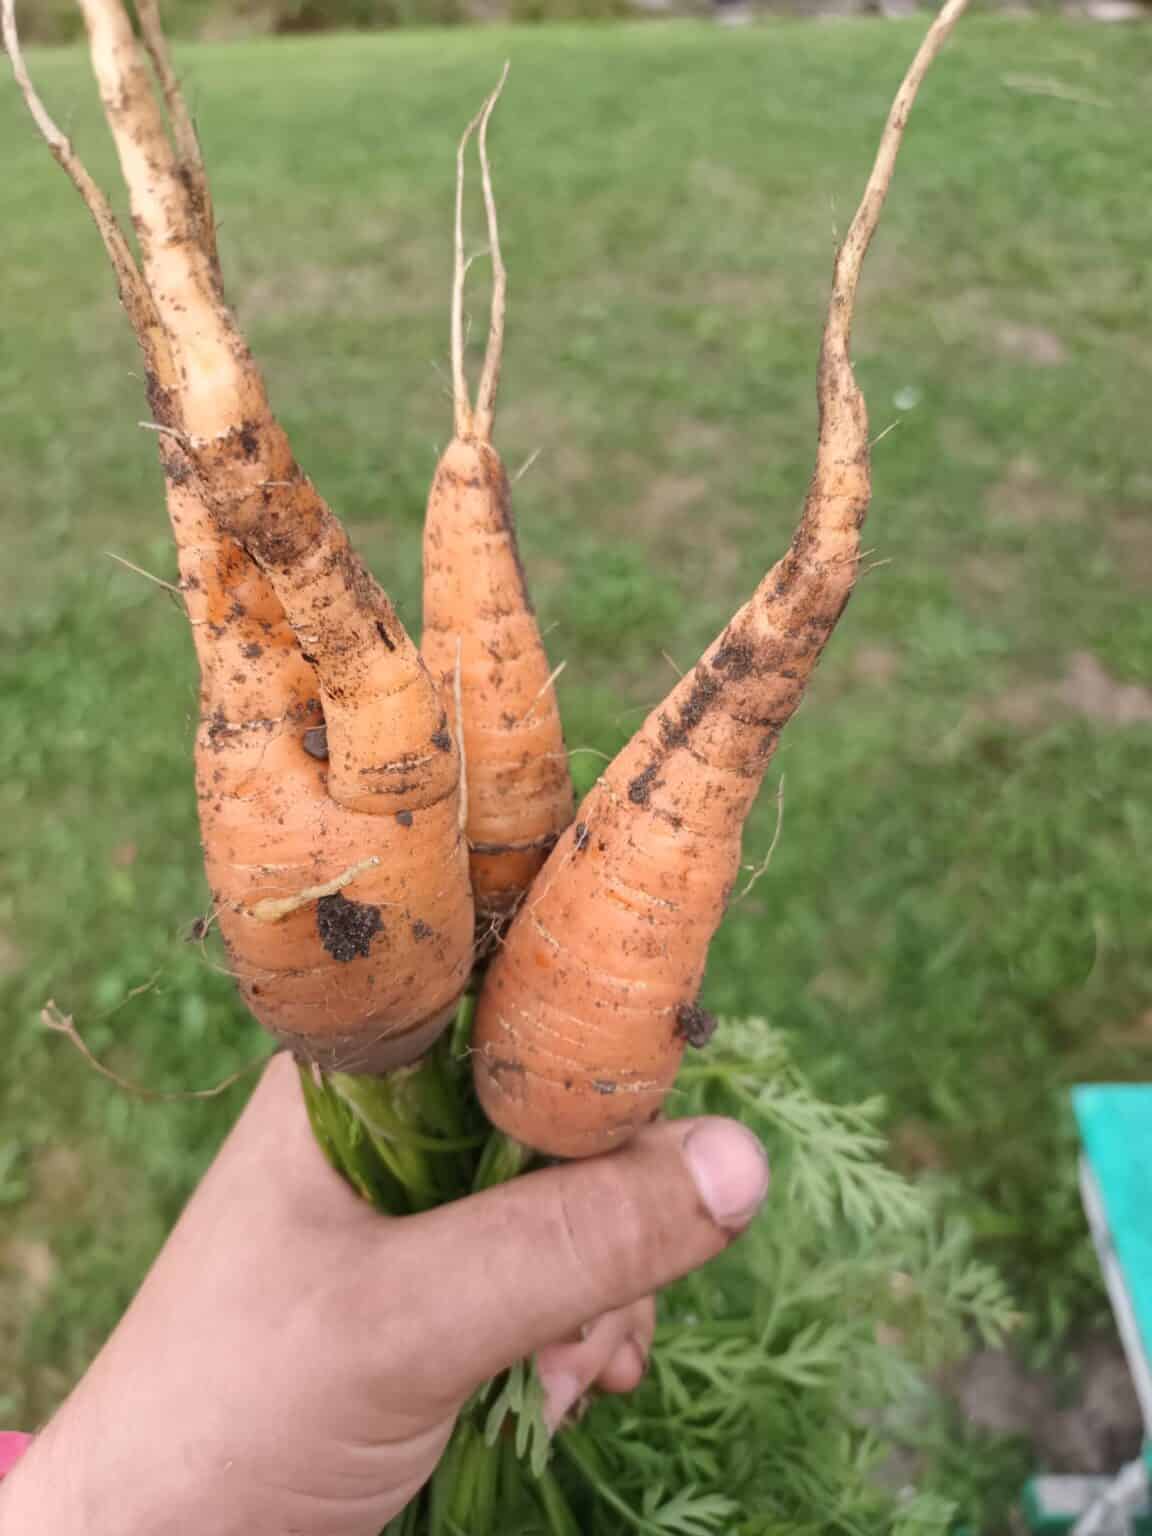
[422,68,573,927]
[472,0,971,1157]
[4,0,473,1070]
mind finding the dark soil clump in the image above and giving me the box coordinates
[316,892,383,962]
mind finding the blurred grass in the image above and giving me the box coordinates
[1,18,1150,1439]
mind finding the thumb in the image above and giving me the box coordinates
[400,1116,770,1400]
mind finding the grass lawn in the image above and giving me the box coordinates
[1,14,1150,1515]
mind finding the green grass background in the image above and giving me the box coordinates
[1,14,1150,1466]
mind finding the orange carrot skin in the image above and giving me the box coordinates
[473,393,869,1157]
[422,437,572,917]
[80,0,463,819]
[172,469,474,1072]
[64,0,478,1066]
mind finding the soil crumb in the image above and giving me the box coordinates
[316,893,383,962]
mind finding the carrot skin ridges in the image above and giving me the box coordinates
[472,458,864,1158]
[422,437,573,917]
[53,0,477,1063]
[472,311,869,1158]
[473,0,969,1156]
[78,0,461,821]
[170,467,474,1071]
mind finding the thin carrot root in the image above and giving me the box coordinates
[41,1002,270,1102]
[5,0,474,1070]
[472,0,972,1158]
[421,67,573,924]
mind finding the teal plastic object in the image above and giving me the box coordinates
[1073,1084,1152,1432]
[1021,1473,1152,1534]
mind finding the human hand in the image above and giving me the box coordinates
[0,1054,769,1536]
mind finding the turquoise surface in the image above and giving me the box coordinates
[1073,1085,1152,1379]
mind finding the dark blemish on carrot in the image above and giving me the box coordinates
[592,1079,617,1095]
[145,372,176,426]
[375,620,396,652]
[302,726,329,761]
[238,423,260,461]
[711,639,755,680]
[675,1003,718,1049]
[659,671,720,750]
[206,707,229,749]
[241,642,263,660]
[487,1056,526,1079]
[316,893,383,963]
[628,760,662,806]
[300,651,318,668]
[431,728,453,752]
[573,822,590,852]
[397,810,414,828]
[411,919,433,942]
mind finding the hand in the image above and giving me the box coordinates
[0,1054,769,1536]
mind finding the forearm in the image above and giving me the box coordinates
[0,1405,242,1536]
[0,1363,222,1536]
[0,1414,89,1534]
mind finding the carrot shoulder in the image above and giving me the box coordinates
[472,0,971,1157]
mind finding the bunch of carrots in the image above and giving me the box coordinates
[3,0,970,1527]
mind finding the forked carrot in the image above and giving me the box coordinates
[422,70,573,927]
[4,0,474,1070]
[472,0,971,1156]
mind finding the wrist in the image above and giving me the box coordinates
[0,1424,82,1535]
[0,1399,176,1536]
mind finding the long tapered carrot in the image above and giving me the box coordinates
[5,0,473,1070]
[422,70,573,926]
[472,0,971,1157]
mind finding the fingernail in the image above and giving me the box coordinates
[539,1369,584,1433]
[683,1120,770,1231]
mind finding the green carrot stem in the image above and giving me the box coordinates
[473,1129,533,1192]
[297,1061,410,1210]
[534,1465,585,1536]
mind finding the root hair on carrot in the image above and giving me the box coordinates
[40,1000,271,1101]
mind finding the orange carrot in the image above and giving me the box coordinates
[472,0,970,1157]
[422,71,573,927]
[4,0,474,1070]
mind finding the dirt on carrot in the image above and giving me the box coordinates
[4,0,474,1072]
[472,0,973,1158]
[421,69,572,927]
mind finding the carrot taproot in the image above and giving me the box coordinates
[4,0,474,1070]
[422,70,573,927]
[472,0,971,1157]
